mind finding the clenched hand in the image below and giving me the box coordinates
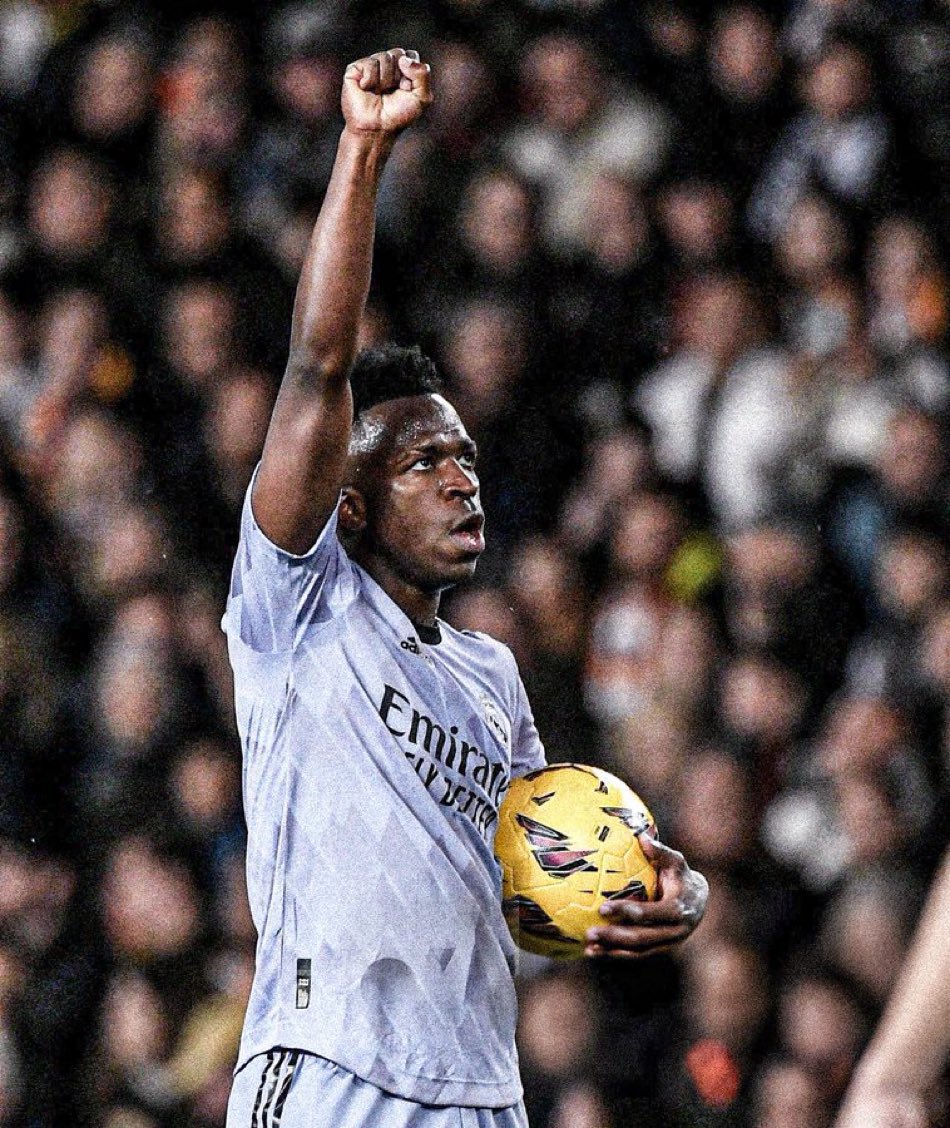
[342,48,432,137]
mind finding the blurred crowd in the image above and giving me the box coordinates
[0,0,947,1125]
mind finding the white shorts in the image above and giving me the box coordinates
[226,1049,530,1128]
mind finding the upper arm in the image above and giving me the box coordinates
[252,368,354,554]
[510,663,547,779]
[224,466,355,655]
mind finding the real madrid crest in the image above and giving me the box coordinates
[481,694,511,751]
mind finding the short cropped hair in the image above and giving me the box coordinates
[350,344,442,418]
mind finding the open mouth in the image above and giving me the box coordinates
[449,512,485,552]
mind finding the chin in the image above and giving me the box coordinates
[430,555,480,591]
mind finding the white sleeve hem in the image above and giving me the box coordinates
[246,463,341,561]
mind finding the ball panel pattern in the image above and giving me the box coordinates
[495,763,658,958]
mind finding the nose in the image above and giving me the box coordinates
[442,459,478,499]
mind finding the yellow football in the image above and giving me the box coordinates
[494,763,658,959]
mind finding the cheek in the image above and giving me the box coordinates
[375,482,435,544]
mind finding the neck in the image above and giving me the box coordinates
[351,546,441,626]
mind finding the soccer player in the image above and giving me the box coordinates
[223,48,708,1127]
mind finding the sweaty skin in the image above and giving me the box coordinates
[340,394,484,624]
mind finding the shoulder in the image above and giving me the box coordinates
[442,620,514,657]
[439,621,521,679]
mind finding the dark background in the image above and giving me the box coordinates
[0,1,947,1125]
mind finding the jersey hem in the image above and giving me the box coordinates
[234,1037,524,1109]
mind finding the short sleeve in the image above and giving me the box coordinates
[511,670,547,779]
[222,466,356,654]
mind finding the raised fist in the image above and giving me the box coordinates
[342,48,432,136]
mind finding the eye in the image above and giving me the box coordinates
[409,455,434,471]
[460,451,477,470]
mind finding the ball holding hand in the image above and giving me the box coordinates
[342,48,432,136]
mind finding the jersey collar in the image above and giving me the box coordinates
[351,560,443,650]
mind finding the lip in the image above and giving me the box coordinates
[449,512,485,552]
[450,512,485,535]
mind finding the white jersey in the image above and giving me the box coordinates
[222,472,546,1108]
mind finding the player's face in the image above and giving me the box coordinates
[349,394,484,591]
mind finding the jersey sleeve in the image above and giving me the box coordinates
[511,668,547,779]
[222,465,357,654]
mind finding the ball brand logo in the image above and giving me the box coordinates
[515,813,597,876]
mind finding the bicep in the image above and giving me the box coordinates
[252,373,353,554]
[511,672,546,779]
[226,470,354,655]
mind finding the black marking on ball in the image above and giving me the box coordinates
[604,879,648,902]
[601,806,651,834]
[503,895,571,939]
[515,813,598,877]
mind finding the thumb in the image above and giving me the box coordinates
[638,831,684,869]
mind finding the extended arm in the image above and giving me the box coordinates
[834,849,950,1128]
[253,49,431,553]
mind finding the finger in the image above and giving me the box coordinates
[582,943,676,961]
[386,47,408,88]
[638,833,686,870]
[398,54,432,102]
[587,922,689,949]
[598,898,688,925]
[359,56,380,91]
[590,942,680,961]
[378,49,402,89]
[590,920,689,945]
[398,50,418,93]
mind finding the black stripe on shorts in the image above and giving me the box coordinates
[272,1051,300,1125]
[252,1049,299,1128]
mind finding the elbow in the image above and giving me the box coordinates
[284,349,352,391]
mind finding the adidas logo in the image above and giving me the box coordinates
[400,637,421,655]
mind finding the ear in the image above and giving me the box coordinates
[338,487,367,536]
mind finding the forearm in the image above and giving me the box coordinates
[251,47,428,552]
[852,850,950,1092]
[285,128,394,386]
